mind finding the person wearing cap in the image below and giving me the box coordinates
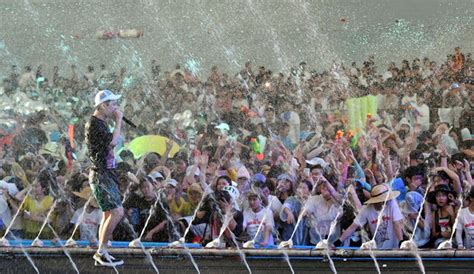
[251,174,282,219]
[85,89,124,267]
[306,179,343,245]
[336,184,403,249]
[180,183,204,217]
[275,173,296,204]
[427,184,456,248]
[440,83,464,127]
[236,166,251,193]
[456,187,474,249]
[123,179,169,242]
[70,187,102,246]
[147,171,165,189]
[399,191,431,248]
[243,190,274,246]
[164,179,185,219]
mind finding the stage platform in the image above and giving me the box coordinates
[1,241,474,273]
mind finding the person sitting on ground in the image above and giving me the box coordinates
[123,179,169,242]
[243,190,274,247]
[279,180,312,245]
[335,184,403,249]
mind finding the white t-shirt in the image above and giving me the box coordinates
[243,207,274,244]
[305,195,341,237]
[71,207,102,242]
[354,200,403,249]
[456,207,474,248]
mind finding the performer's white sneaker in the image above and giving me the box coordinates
[93,251,124,267]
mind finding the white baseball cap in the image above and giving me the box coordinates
[223,185,240,201]
[165,179,178,188]
[94,90,121,107]
[148,171,165,181]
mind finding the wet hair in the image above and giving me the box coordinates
[300,180,313,192]
[116,162,132,173]
[403,165,425,180]
[409,149,424,161]
[216,175,232,186]
[416,143,431,153]
[451,153,465,164]
[266,165,284,179]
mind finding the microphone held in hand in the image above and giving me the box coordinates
[122,116,137,128]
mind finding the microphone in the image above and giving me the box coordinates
[122,116,137,128]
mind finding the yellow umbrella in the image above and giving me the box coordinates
[127,135,181,159]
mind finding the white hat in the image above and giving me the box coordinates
[94,90,121,107]
[461,128,473,141]
[451,83,460,89]
[148,171,165,181]
[223,185,240,201]
[165,179,178,188]
[215,123,230,132]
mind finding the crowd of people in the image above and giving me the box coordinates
[0,46,472,250]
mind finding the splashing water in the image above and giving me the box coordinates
[31,200,57,247]
[0,186,39,272]
[281,251,295,274]
[156,190,200,274]
[277,197,312,274]
[243,196,275,248]
[1,188,33,243]
[8,233,39,273]
[399,178,433,274]
[361,190,394,274]
[169,186,209,248]
[127,192,162,273]
[227,227,253,274]
[185,58,201,77]
[65,196,93,247]
[47,223,80,274]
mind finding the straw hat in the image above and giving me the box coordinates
[364,184,400,204]
[72,186,98,208]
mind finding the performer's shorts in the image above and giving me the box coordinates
[89,169,122,212]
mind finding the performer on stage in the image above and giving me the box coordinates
[85,90,125,267]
